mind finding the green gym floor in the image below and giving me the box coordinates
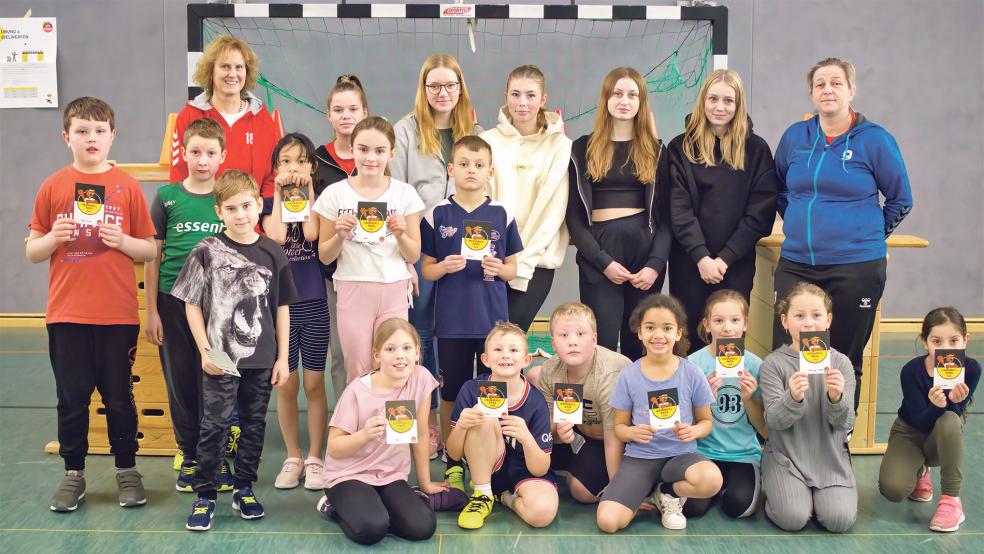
[1,329,981,553]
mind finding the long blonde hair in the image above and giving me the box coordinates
[413,54,475,158]
[683,69,748,171]
[586,67,658,185]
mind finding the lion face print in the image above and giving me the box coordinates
[171,237,273,366]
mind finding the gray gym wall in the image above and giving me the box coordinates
[1,0,981,319]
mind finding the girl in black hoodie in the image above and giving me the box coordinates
[314,75,367,400]
[667,70,778,354]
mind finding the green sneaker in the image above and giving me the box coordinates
[445,465,465,493]
[458,492,494,529]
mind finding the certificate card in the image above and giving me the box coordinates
[648,388,681,430]
[933,349,966,390]
[281,185,310,223]
[552,383,584,424]
[205,348,241,378]
[476,380,508,418]
[73,184,105,226]
[715,337,745,379]
[460,220,492,260]
[385,400,417,444]
[798,331,831,374]
[354,201,387,245]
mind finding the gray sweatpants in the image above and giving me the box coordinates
[762,452,857,533]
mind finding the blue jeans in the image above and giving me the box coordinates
[408,259,439,409]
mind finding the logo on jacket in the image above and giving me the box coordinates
[439,225,458,239]
[842,149,853,161]
[860,297,872,308]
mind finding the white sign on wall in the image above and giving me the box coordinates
[0,17,58,108]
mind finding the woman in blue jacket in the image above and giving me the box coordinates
[772,57,913,411]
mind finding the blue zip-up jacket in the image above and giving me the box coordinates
[774,113,912,266]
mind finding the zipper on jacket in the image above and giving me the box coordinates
[807,148,827,265]
[570,155,591,223]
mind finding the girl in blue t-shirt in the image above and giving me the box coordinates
[262,133,330,491]
[597,294,722,533]
[686,290,768,519]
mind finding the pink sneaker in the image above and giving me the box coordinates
[909,466,933,502]
[428,419,442,460]
[930,495,965,532]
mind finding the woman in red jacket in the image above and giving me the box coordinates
[171,35,278,196]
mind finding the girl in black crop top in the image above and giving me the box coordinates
[567,67,671,362]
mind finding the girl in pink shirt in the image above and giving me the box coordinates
[319,319,449,545]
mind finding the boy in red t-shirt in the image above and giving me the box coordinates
[26,97,158,513]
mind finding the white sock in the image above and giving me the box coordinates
[500,490,516,508]
[474,483,493,499]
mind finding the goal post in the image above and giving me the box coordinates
[184,3,728,141]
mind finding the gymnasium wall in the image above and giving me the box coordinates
[1,0,981,318]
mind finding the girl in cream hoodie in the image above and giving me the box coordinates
[481,65,573,334]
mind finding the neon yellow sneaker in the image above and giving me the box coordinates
[445,465,465,493]
[457,492,494,529]
[172,452,184,471]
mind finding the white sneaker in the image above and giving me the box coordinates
[274,457,304,489]
[303,457,325,490]
[653,489,687,530]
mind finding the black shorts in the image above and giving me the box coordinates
[490,450,557,496]
[551,434,609,496]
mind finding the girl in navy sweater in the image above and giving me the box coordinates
[879,307,979,533]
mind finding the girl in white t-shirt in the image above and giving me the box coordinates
[315,116,425,381]
[317,318,447,545]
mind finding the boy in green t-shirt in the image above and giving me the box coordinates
[145,118,232,492]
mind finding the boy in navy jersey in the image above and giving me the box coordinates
[421,136,523,475]
[445,322,557,530]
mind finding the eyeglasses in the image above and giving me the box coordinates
[425,82,460,94]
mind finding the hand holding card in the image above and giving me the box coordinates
[205,348,241,377]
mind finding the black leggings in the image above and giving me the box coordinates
[772,257,887,411]
[683,459,760,519]
[327,479,436,545]
[668,244,757,355]
[47,323,140,470]
[507,267,555,332]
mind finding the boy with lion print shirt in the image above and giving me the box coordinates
[171,170,298,531]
